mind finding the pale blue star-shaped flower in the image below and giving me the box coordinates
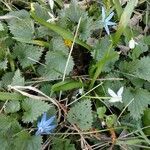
[36,113,56,135]
[101,7,116,35]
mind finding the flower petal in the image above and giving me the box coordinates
[106,21,116,26]
[37,113,47,127]
[109,97,119,103]
[48,0,54,10]
[102,7,106,21]
[35,130,41,135]
[104,25,110,35]
[105,12,114,22]
[45,115,55,126]
[108,88,118,97]
[117,87,124,97]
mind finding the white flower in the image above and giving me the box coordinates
[101,121,106,128]
[108,87,124,103]
[79,88,84,95]
[129,38,138,49]
[47,12,58,23]
[48,0,54,10]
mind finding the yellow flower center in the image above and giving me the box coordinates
[64,39,72,48]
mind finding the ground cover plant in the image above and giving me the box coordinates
[0,0,150,149]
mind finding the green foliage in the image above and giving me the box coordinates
[0,114,14,134]
[1,72,14,88]
[0,0,149,149]
[43,48,74,80]
[22,98,51,123]
[31,2,49,21]
[120,57,150,82]
[52,36,69,53]
[0,115,22,150]
[62,0,94,41]
[64,0,83,23]
[11,69,24,86]
[0,91,24,101]
[13,43,43,68]
[0,59,7,70]
[106,114,117,128]
[0,39,8,70]
[79,16,94,41]
[4,100,20,113]
[130,40,148,60]
[93,36,119,72]
[52,138,76,150]
[123,87,150,120]
[30,3,91,50]
[14,131,42,150]
[97,106,106,119]
[7,10,34,41]
[114,0,138,44]
[52,80,83,92]
[142,108,150,135]
[89,37,119,88]
[67,100,93,130]
[38,37,74,80]
[0,21,4,31]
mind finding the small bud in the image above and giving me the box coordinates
[101,121,106,128]
[129,38,138,49]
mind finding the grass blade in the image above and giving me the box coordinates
[30,3,91,51]
[113,0,138,45]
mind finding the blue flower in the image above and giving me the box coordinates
[101,7,116,35]
[36,113,56,135]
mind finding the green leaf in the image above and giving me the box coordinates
[113,0,123,18]
[52,36,69,54]
[67,100,93,130]
[11,69,24,86]
[1,72,14,88]
[43,50,74,80]
[120,57,150,82]
[123,87,150,120]
[52,138,76,150]
[30,3,91,50]
[0,21,4,31]
[4,100,20,113]
[79,17,94,41]
[93,36,119,72]
[0,114,21,134]
[0,59,8,70]
[63,0,83,23]
[0,91,24,101]
[13,43,43,68]
[40,84,53,96]
[52,80,83,92]
[0,116,22,150]
[130,40,148,60]
[22,98,51,123]
[0,48,8,70]
[30,2,49,20]
[90,37,119,88]
[0,114,13,134]
[62,0,94,41]
[97,106,106,119]
[14,131,42,150]
[113,0,138,44]
[7,10,34,41]
[143,35,150,45]
[106,114,117,128]
[0,135,10,150]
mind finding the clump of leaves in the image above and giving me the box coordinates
[0,0,149,149]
